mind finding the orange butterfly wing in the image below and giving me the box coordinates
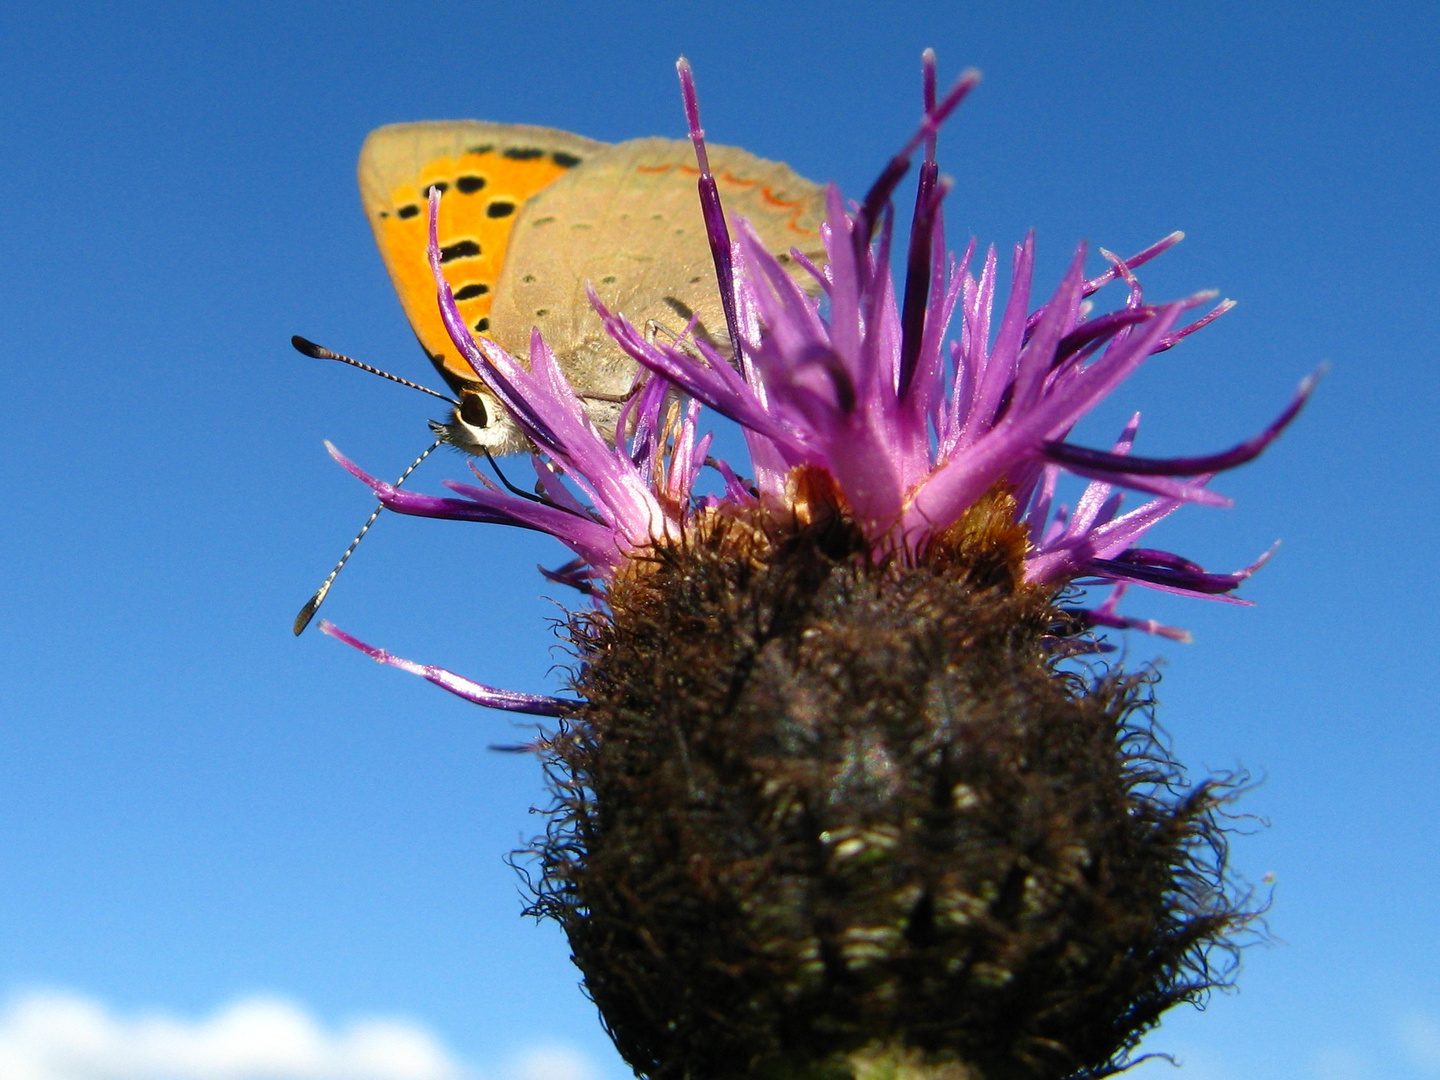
[357,121,608,395]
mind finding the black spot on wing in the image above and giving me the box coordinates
[503,147,544,160]
[424,181,449,196]
[473,317,490,332]
[466,143,494,155]
[486,200,516,218]
[441,240,481,262]
[397,204,421,219]
[662,297,723,350]
[456,175,487,194]
[663,297,696,321]
[454,282,490,301]
[552,151,582,168]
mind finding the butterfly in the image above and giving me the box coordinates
[356,120,829,455]
[294,121,826,634]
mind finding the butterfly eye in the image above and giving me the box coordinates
[460,392,490,429]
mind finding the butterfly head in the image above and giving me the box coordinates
[430,387,532,458]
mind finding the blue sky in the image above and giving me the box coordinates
[0,1,1435,1077]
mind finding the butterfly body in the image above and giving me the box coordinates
[358,121,827,455]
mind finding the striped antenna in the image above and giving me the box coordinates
[293,438,442,635]
[291,336,459,404]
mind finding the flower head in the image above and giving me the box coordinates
[330,59,1309,656]
[321,52,1297,1080]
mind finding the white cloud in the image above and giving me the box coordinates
[507,1046,597,1080]
[0,990,464,1080]
[1400,1012,1440,1074]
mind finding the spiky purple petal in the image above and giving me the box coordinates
[320,621,570,715]
[1043,370,1317,478]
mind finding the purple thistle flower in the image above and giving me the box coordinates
[318,53,1297,1080]
[328,57,1309,674]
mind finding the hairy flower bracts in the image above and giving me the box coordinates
[322,53,1303,1080]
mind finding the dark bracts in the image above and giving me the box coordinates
[528,495,1254,1080]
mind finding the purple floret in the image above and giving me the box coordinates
[319,621,571,715]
